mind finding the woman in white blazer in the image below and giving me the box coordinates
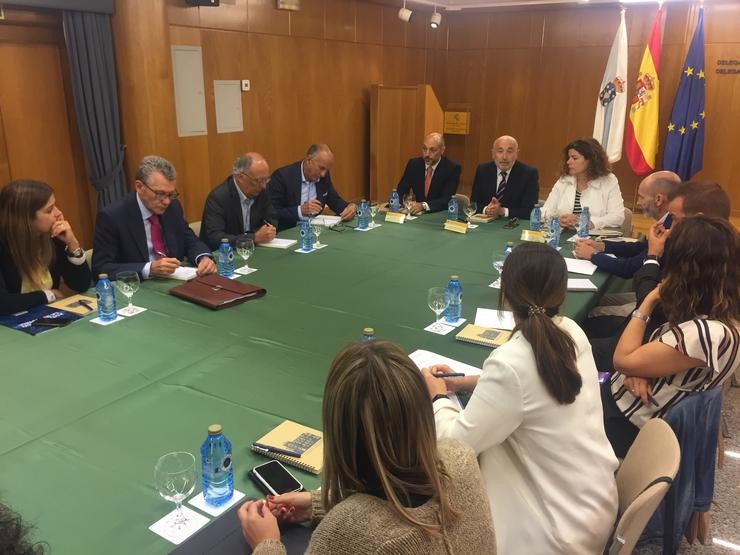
[423,242,619,554]
[542,137,625,230]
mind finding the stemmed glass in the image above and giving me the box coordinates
[235,235,255,274]
[427,287,450,324]
[464,201,478,228]
[312,219,324,247]
[154,451,196,532]
[369,201,379,228]
[491,251,506,288]
[404,195,415,217]
[115,270,140,316]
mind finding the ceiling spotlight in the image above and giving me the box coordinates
[398,0,412,22]
[430,7,442,29]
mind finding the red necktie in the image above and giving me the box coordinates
[149,215,168,259]
[424,166,433,198]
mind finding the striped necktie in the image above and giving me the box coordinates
[496,171,508,200]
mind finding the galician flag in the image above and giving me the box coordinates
[624,7,664,175]
[593,9,628,163]
[663,8,705,180]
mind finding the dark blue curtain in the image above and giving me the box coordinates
[63,11,127,210]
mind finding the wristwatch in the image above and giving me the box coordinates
[631,309,651,324]
[644,254,660,264]
[65,246,84,258]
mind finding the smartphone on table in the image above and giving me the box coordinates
[249,460,303,496]
[33,317,75,327]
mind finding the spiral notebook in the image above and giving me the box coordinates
[251,420,323,475]
[455,324,511,348]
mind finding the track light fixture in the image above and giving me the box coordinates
[430,7,442,29]
[398,0,412,22]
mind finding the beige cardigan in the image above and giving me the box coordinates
[253,439,496,555]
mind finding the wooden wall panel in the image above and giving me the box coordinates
[248,0,289,35]
[290,0,324,40]
[324,0,354,43]
[355,2,382,45]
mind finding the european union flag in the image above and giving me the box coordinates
[663,8,705,180]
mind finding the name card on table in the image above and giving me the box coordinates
[385,212,406,224]
[444,219,468,234]
[521,229,545,243]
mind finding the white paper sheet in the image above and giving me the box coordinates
[567,278,598,291]
[311,215,341,228]
[259,238,297,249]
[188,489,246,517]
[409,349,483,410]
[148,505,209,545]
[474,308,515,330]
[171,266,198,280]
[564,257,598,275]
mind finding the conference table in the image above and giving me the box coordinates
[0,211,617,554]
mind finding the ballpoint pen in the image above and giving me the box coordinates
[78,300,93,311]
[252,443,302,458]
[433,372,466,378]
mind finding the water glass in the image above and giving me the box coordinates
[154,451,196,532]
[235,235,255,270]
[115,270,140,316]
[427,287,450,323]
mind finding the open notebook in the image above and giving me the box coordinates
[251,420,323,475]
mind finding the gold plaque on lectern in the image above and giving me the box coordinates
[443,111,470,135]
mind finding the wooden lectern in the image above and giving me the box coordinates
[369,84,444,204]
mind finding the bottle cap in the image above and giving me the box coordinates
[507,241,514,246]
[99,273,108,279]
[363,327,374,335]
[221,238,229,243]
[450,275,459,280]
[208,424,223,435]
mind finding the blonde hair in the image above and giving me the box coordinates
[0,180,55,289]
[321,340,457,535]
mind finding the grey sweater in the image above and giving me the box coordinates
[254,439,496,555]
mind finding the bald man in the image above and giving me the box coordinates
[574,170,681,278]
[396,132,461,215]
[470,136,539,219]
[200,152,278,250]
[269,144,356,231]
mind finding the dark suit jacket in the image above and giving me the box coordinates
[592,240,647,279]
[0,238,91,315]
[470,160,539,219]
[92,192,211,279]
[269,161,349,231]
[200,176,278,250]
[396,156,461,213]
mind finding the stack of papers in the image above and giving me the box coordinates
[564,257,598,275]
[474,308,515,330]
[260,238,297,249]
[567,278,598,291]
[311,215,341,228]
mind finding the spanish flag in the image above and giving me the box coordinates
[624,7,664,175]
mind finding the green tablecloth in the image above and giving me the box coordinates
[0,212,613,554]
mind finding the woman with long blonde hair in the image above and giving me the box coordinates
[0,180,91,315]
[238,340,496,554]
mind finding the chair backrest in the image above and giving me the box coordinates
[454,193,469,213]
[609,419,680,555]
[189,220,201,236]
[622,208,633,237]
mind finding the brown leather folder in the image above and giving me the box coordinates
[169,274,266,310]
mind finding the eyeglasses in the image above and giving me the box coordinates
[142,181,180,200]
[239,172,270,187]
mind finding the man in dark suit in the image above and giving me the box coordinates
[470,135,539,219]
[396,132,461,214]
[269,144,356,231]
[92,155,216,280]
[200,152,277,250]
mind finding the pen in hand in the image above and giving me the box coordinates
[433,372,466,378]
[647,394,660,407]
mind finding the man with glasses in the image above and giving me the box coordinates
[200,152,277,250]
[92,155,216,280]
[396,132,461,215]
[269,144,356,231]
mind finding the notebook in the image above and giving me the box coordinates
[251,420,323,475]
[49,294,97,315]
[0,305,81,336]
[456,324,512,348]
[469,213,495,223]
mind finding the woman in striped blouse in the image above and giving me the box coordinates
[541,138,625,230]
[603,215,740,457]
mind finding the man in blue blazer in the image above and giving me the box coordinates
[92,156,216,280]
[396,132,461,214]
[200,152,277,250]
[470,135,539,220]
[269,144,356,231]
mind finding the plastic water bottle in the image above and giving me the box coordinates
[529,203,542,231]
[448,197,459,221]
[300,219,314,251]
[443,275,463,323]
[389,189,401,213]
[357,199,369,230]
[96,274,117,322]
[201,424,234,507]
[217,238,235,277]
[361,327,375,341]
[504,241,514,259]
[577,206,591,239]
[547,217,561,249]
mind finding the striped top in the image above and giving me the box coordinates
[573,190,583,214]
[611,318,740,427]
